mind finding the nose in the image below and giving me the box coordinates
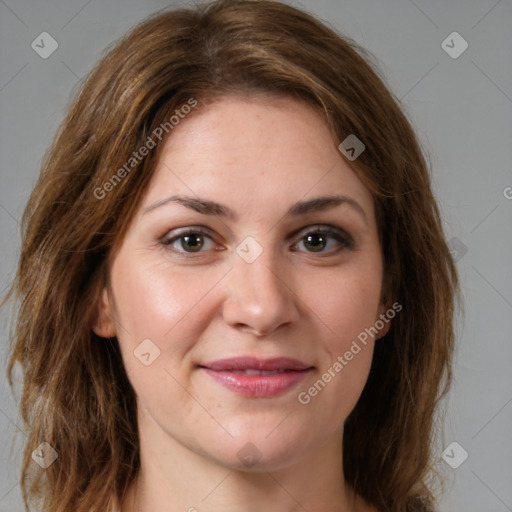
[221,244,300,337]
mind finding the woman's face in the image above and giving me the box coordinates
[94,95,391,471]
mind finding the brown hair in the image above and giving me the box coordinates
[3,1,461,511]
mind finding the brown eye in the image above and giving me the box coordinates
[303,232,328,252]
[162,229,215,255]
[161,225,353,259]
[179,233,205,252]
[294,227,353,254]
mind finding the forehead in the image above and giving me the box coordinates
[141,95,375,223]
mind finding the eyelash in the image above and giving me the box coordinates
[160,225,354,259]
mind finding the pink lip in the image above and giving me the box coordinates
[199,357,314,398]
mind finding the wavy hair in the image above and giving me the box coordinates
[3,1,461,511]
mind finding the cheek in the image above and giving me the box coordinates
[295,261,382,414]
[110,255,213,342]
[109,253,237,396]
[109,255,215,412]
[305,261,383,352]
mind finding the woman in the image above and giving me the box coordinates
[4,0,461,511]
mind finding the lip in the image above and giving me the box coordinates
[199,357,314,398]
[202,356,312,372]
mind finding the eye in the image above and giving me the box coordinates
[161,228,216,257]
[160,225,353,259]
[292,226,354,254]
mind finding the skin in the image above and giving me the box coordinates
[94,95,391,512]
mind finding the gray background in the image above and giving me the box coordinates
[1,1,511,511]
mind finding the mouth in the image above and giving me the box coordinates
[198,357,315,398]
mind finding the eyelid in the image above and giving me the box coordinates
[292,223,353,242]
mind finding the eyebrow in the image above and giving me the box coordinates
[143,194,367,225]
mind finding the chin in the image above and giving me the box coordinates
[200,426,317,473]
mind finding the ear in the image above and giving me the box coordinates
[375,269,394,340]
[92,287,117,338]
